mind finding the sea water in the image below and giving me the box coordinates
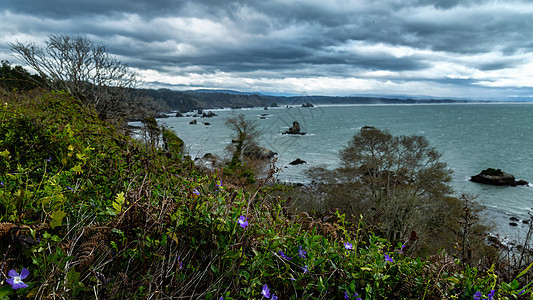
[142,103,533,241]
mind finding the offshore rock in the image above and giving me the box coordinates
[202,111,217,118]
[283,121,306,135]
[289,158,307,165]
[243,146,277,160]
[470,168,528,186]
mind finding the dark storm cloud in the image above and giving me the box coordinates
[2,0,533,98]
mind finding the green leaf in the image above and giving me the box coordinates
[50,209,67,228]
[0,149,9,158]
[516,261,533,279]
[0,285,12,297]
[70,164,83,173]
[113,192,125,214]
[67,268,81,285]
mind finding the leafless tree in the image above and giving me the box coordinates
[9,34,138,121]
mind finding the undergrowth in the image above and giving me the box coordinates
[0,89,531,299]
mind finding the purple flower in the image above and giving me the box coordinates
[177,255,183,269]
[298,246,306,258]
[47,157,52,162]
[487,290,495,300]
[67,186,73,190]
[216,181,222,188]
[384,254,394,263]
[193,188,200,195]
[344,242,353,250]
[519,290,525,295]
[262,284,271,298]
[0,181,3,187]
[6,268,29,289]
[344,291,362,300]
[271,295,278,300]
[238,215,248,228]
[301,265,308,273]
[279,251,292,260]
[473,291,482,300]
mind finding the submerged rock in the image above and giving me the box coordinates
[189,119,197,125]
[470,168,528,186]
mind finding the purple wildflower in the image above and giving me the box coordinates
[298,246,306,258]
[177,255,183,269]
[519,290,525,295]
[301,265,308,273]
[384,254,394,263]
[271,295,278,300]
[344,242,353,250]
[0,181,3,187]
[345,291,362,300]
[262,284,271,298]
[279,251,292,260]
[473,291,482,300]
[193,188,200,195]
[67,186,73,190]
[6,268,29,289]
[238,215,248,228]
[487,290,495,300]
[216,180,222,188]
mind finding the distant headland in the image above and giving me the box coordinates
[132,88,475,120]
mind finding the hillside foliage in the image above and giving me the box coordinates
[0,85,532,299]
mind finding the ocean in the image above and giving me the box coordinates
[140,103,533,241]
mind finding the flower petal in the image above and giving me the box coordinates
[8,269,18,278]
[12,281,29,289]
[20,268,29,279]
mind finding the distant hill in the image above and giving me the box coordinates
[130,88,471,119]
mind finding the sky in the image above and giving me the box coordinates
[2,0,533,100]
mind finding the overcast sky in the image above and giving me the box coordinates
[2,0,533,99]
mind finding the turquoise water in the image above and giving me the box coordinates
[146,103,533,240]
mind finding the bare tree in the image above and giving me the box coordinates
[9,34,138,120]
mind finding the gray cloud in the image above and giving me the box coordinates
[2,0,533,99]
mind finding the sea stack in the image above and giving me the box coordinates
[283,121,306,135]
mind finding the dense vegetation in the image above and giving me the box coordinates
[1,38,532,298]
[0,86,532,299]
